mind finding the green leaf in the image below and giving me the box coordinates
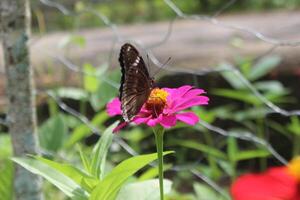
[67,125,90,148]
[122,128,151,143]
[12,157,88,199]
[218,160,234,177]
[170,139,227,159]
[249,55,281,81]
[90,122,117,179]
[90,69,119,110]
[264,91,292,104]
[59,35,86,48]
[213,89,260,105]
[65,111,109,148]
[194,183,226,200]
[83,63,99,93]
[0,135,12,158]
[192,107,217,123]
[90,151,173,200]
[268,120,291,137]
[49,87,89,101]
[227,137,238,163]
[253,81,286,94]
[138,164,172,181]
[0,159,13,200]
[238,57,252,78]
[232,108,270,121]
[166,191,195,200]
[63,114,82,129]
[0,136,13,200]
[234,150,270,161]
[48,98,59,116]
[71,35,86,47]
[34,156,98,191]
[39,114,67,152]
[288,116,300,136]
[78,146,91,173]
[116,179,172,200]
[219,63,245,89]
[209,106,235,120]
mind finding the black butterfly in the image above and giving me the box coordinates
[119,43,154,122]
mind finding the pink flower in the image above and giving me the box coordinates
[106,85,209,132]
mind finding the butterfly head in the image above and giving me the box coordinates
[150,77,155,88]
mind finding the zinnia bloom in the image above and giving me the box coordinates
[231,157,300,200]
[106,85,209,132]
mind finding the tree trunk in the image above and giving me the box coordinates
[0,0,43,200]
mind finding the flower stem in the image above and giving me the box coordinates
[153,126,165,200]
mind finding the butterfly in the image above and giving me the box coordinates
[118,43,154,122]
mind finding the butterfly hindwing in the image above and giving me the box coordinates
[119,43,153,122]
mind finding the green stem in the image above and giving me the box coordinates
[153,126,165,200]
[203,130,219,178]
[256,117,266,170]
[79,100,87,115]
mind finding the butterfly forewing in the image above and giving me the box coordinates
[119,43,153,122]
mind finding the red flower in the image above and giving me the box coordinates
[231,157,300,200]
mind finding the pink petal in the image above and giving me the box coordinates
[164,85,192,103]
[113,121,128,133]
[171,96,209,112]
[159,115,177,128]
[176,112,199,125]
[106,98,122,116]
[146,115,162,127]
[165,86,209,113]
[176,85,193,96]
[132,115,152,125]
[183,88,205,98]
[164,95,209,114]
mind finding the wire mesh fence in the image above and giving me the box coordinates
[2,0,300,198]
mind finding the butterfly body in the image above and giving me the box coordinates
[119,43,154,122]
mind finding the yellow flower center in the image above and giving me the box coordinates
[147,88,168,105]
[287,156,300,181]
[145,88,168,117]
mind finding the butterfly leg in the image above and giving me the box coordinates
[147,54,151,71]
[113,120,129,133]
[150,96,165,118]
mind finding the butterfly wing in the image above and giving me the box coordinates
[119,43,152,122]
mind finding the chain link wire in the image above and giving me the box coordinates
[29,0,300,197]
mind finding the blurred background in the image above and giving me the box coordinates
[1,0,300,199]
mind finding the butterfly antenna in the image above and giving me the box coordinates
[152,57,171,77]
[147,54,151,71]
